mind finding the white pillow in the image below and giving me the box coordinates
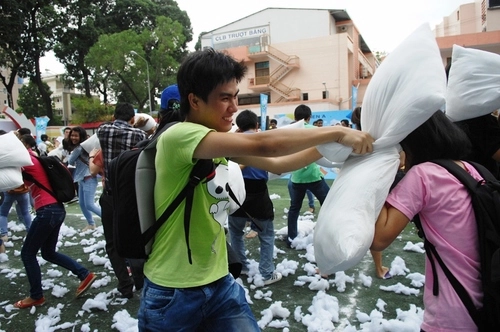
[227,160,246,214]
[80,133,101,153]
[0,132,33,168]
[134,114,156,132]
[314,24,447,274]
[445,45,500,122]
[0,167,24,191]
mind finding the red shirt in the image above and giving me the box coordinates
[22,152,58,210]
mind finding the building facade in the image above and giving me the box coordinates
[41,71,75,125]
[435,0,500,65]
[0,68,24,110]
[200,8,377,119]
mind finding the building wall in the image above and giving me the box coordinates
[436,0,500,70]
[201,8,374,119]
[0,68,24,110]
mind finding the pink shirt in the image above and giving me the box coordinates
[387,161,482,332]
[23,152,58,210]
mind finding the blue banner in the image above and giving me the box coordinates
[260,94,268,131]
[352,85,358,111]
[35,116,50,144]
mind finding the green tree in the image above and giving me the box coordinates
[20,1,66,123]
[70,96,113,124]
[86,16,186,111]
[17,81,53,120]
[53,0,104,98]
[54,0,192,103]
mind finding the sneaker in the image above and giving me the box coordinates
[81,225,96,232]
[245,230,258,239]
[264,271,282,285]
[76,272,97,297]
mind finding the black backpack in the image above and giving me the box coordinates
[107,123,215,259]
[414,159,500,331]
[22,155,76,203]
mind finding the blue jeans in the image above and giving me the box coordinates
[287,179,330,243]
[138,275,259,331]
[78,177,101,226]
[21,203,90,300]
[228,216,275,279]
[0,192,32,235]
[287,180,315,209]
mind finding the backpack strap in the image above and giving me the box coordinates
[424,159,483,326]
[227,186,264,232]
[141,159,215,264]
[21,165,59,202]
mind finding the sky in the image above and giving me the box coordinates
[40,0,472,73]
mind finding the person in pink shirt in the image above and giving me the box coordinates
[372,110,482,332]
[13,134,96,309]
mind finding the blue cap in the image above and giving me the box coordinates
[160,84,180,110]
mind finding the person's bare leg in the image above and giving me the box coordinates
[371,250,390,279]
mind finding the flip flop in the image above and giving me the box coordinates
[14,297,46,309]
[382,271,392,279]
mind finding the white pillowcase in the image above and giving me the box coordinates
[80,133,101,153]
[0,132,33,168]
[446,45,500,122]
[314,24,447,274]
[0,167,24,192]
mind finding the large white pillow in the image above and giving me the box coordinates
[314,24,447,274]
[0,167,24,191]
[0,132,33,168]
[227,160,246,214]
[445,45,500,122]
[80,133,101,153]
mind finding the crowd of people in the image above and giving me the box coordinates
[1,45,498,331]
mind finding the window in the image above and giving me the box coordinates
[255,61,270,85]
[490,0,500,8]
[302,93,308,101]
[238,93,270,106]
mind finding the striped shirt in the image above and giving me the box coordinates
[97,119,146,191]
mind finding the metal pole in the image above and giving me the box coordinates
[130,51,152,115]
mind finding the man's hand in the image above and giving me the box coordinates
[336,127,374,154]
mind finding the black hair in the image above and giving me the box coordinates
[157,101,184,133]
[341,119,350,126]
[177,48,247,117]
[17,128,31,135]
[69,126,87,144]
[270,119,277,125]
[41,134,49,141]
[351,107,362,130]
[114,103,135,121]
[294,104,311,121]
[400,110,471,169]
[236,110,258,132]
[20,134,42,156]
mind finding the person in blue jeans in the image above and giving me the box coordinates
[229,110,282,286]
[287,104,331,247]
[13,139,96,309]
[68,126,101,231]
[0,189,32,239]
[138,48,373,331]
[287,180,316,214]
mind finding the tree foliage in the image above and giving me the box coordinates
[86,16,186,111]
[70,96,113,124]
[17,81,53,120]
[1,0,193,123]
